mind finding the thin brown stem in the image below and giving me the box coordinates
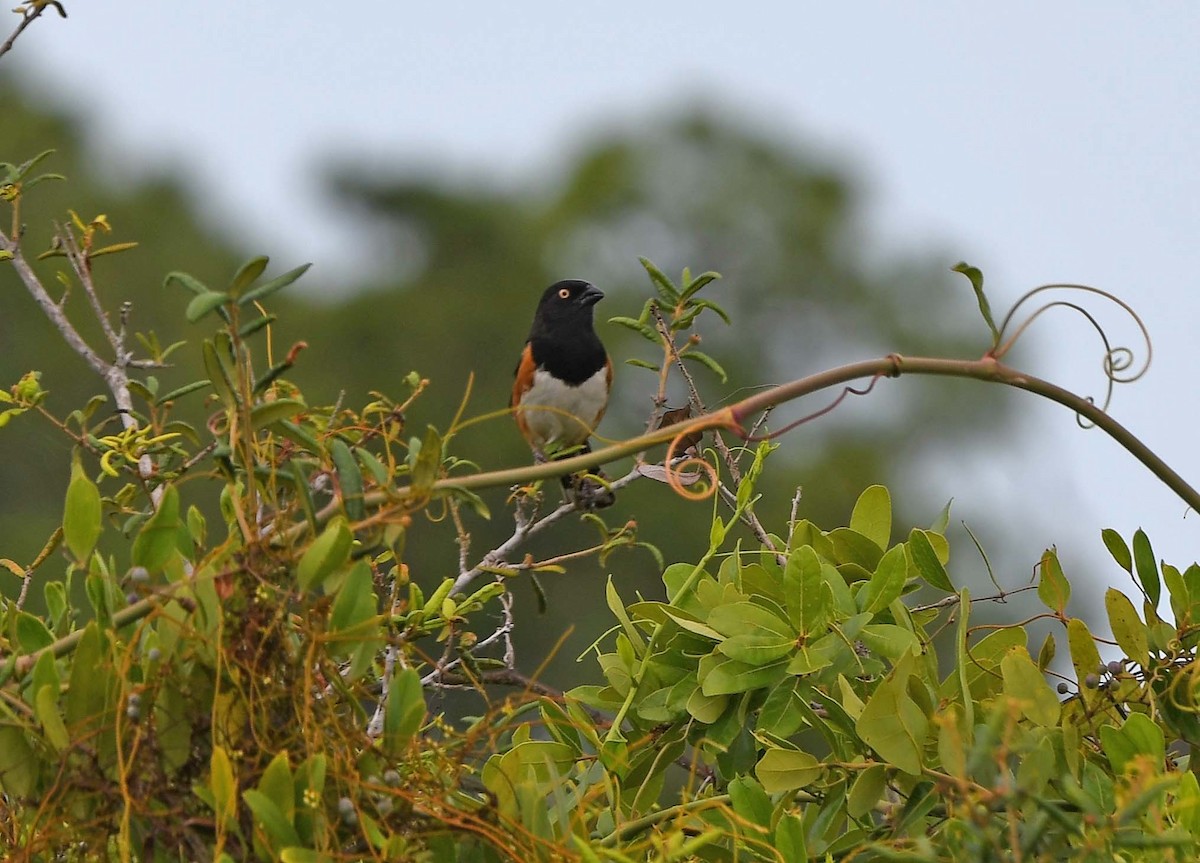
[0,2,60,62]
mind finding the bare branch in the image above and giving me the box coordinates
[0,230,111,378]
[59,225,125,358]
[450,461,654,595]
[0,2,62,62]
[0,226,161,501]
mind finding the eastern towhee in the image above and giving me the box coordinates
[512,280,615,508]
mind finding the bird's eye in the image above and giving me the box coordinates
[558,288,571,299]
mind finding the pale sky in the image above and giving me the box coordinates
[10,2,1200,601]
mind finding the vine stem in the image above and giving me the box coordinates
[290,353,1200,540]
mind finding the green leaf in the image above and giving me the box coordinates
[229,255,270,297]
[90,241,139,258]
[44,580,67,628]
[847,763,888,818]
[952,261,999,346]
[605,577,645,654]
[774,812,807,863]
[623,357,660,371]
[63,463,102,562]
[131,485,182,574]
[1000,647,1061,726]
[686,686,728,723]
[65,622,108,729]
[155,680,191,775]
[857,668,927,774]
[243,789,302,850]
[155,379,212,405]
[249,398,306,431]
[15,611,53,652]
[680,270,721,301]
[759,680,807,738]
[858,624,920,660]
[679,349,727,383]
[296,516,352,591]
[1101,528,1132,573]
[280,850,333,863]
[708,601,793,639]
[783,545,830,636]
[35,684,70,752]
[384,667,425,755]
[1037,548,1071,614]
[754,747,820,793]
[238,313,276,338]
[1037,632,1056,670]
[608,315,658,342]
[728,776,773,829]
[658,607,722,640]
[639,257,679,304]
[210,745,237,824]
[238,262,311,306]
[410,425,442,494]
[1121,712,1166,768]
[164,270,210,296]
[829,527,884,571]
[185,290,230,323]
[257,751,295,824]
[355,447,389,486]
[858,545,908,616]
[699,654,788,696]
[907,528,953,591]
[1132,529,1160,606]
[202,339,237,408]
[329,437,365,522]
[717,633,796,665]
[0,724,38,797]
[850,485,891,549]
[1066,618,1103,707]
[1104,588,1149,668]
[328,560,377,635]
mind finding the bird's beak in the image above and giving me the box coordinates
[579,285,604,306]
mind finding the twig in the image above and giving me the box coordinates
[911,584,1038,614]
[421,586,518,687]
[651,303,785,564]
[59,225,125,357]
[366,645,397,739]
[788,486,803,535]
[0,2,62,62]
[15,570,32,610]
[450,462,647,595]
[0,231,111,378]
[448,497,471,577]
[0,225,162,503]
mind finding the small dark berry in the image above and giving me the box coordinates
[1107,660,1123,675]
[1057,682,1069,694]
[1085,674,1100,689]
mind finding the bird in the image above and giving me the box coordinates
[512,279,615,508]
